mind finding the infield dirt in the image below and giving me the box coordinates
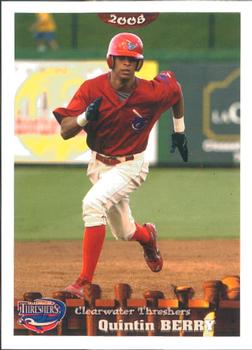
[14,239,239,299]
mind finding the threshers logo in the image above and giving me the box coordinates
[157,71,172,81]
[17,298,66,334]
[131,109,149,131]
[126,40,137,51]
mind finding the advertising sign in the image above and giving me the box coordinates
[202,68,240,162]
[158,63,240,166]
[15,60,158,164]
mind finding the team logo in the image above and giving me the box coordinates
[126,40,137,51]
[157,71,172,81]
[131,109,148,131]
[17,298,66,334]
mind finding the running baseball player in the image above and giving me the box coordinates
[53,33,188,298]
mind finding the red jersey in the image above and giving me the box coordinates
[53,71,182,156]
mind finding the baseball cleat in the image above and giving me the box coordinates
[140,223,163,272]
[64,277,91,299]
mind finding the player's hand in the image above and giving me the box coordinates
[85,97,102,122]
[170,132,188,162]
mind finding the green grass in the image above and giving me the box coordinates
[14,166,239,241]
[15,13,240,61]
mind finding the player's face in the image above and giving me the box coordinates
[113,56,138,80]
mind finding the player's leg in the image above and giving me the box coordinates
[107,197,149,242]
[93,159,162,273]
[65,175,107,297]
[107,196,135,240]
[64,163,133,297]
[46,32,59,50]
[79,158,149,282]
[65,153,160,297]
[64,222,105,298]
[34,32,47,52]
[64,159,107,297]
[107,197,163,272]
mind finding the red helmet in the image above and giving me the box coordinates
[106,32,144,71]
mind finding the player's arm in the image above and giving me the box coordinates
[54,97,102,140]
[60,117,83,140]
[155,71,188,161]
[170,90,188,162]
[172,91,185,129]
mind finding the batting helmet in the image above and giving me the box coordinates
[106,32,144,71]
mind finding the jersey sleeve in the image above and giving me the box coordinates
[53,82,89,124]
[153,70,182,111]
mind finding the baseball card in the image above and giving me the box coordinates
[1,1,252,349]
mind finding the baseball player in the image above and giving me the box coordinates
[53,33,188,298]
[30,13,58,52]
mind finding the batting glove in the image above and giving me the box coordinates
[85,96,102,122]
[170,132,188,162]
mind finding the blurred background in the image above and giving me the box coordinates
[15,12,240,166]
[14,13,240,241]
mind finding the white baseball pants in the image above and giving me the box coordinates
[82,151,149,240]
